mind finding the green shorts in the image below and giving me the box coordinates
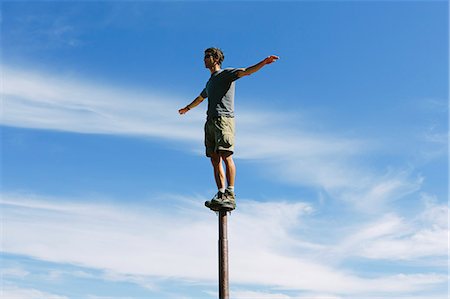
[204,116,235,157]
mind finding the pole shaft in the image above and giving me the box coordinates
[218,211,229,299]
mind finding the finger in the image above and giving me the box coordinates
[266,56,279,64]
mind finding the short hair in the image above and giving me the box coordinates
[205,47,224,66]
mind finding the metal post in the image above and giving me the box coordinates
[218,210,229,299]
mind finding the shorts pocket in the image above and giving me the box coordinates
[221,133,234,148]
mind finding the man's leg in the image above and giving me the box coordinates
[210,152,225,190]
[218,151,236,210]
[205,152,227,210]
[220,151,235,188]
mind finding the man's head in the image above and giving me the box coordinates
[204,47,224,68]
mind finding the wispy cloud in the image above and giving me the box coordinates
[339,168,424,212]
[2,66,203,142]
[2,284,69,299]
[354,196,448,261]
[1,192,447,298]
[3,2,90,51]
[2,65,421,211]
[328,201,448,263]
[3,66,446,297]
[2,267,30,279]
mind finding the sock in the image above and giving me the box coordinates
[219,188,226,193]
[226,186,234,192]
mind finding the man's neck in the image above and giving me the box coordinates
[209,64,221,74]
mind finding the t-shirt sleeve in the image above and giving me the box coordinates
[227,68,242,82]
[200,88,207,98]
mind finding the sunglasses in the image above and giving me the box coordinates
[204,54,214,59]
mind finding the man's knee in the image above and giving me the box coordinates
[210,153,221,166]
[219,151,234,163]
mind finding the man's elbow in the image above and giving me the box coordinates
[237,69,250,78]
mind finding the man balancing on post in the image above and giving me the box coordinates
[179,47,279,211]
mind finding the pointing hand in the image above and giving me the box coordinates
[265,55,279,65]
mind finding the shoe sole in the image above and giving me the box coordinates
[220,203,236,211]
[205,200,236,212]
[205,200,221,211]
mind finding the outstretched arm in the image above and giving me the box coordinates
[237,55,279,78]
[178,95,205,115]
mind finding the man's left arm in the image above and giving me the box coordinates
[237,55,279,78]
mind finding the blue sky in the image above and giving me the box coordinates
[1,1,448,299]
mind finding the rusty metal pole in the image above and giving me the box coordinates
[218,210,229,299]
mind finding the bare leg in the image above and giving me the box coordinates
[220,151,235,188]
[210,152,225,190]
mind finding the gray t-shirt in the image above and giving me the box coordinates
[201,68,241,119]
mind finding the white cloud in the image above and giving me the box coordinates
[328,199,448,263]
[2,66,205,142]
[1,192,446,297]
[86,296,136,299]
[1,285,68,299]
[2,65,418,210]
[355,170,423,207]
[231,291,345,299]
[357,202,448,261]
[2,65,445,297]
[2,267,30,279]
[231,290,295,299]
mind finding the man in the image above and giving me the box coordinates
[179,47,278,211]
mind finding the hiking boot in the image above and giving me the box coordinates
[224,189,235,200]
[221,190,236,210]
[211,191,225,203]
[205,191,224,211]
